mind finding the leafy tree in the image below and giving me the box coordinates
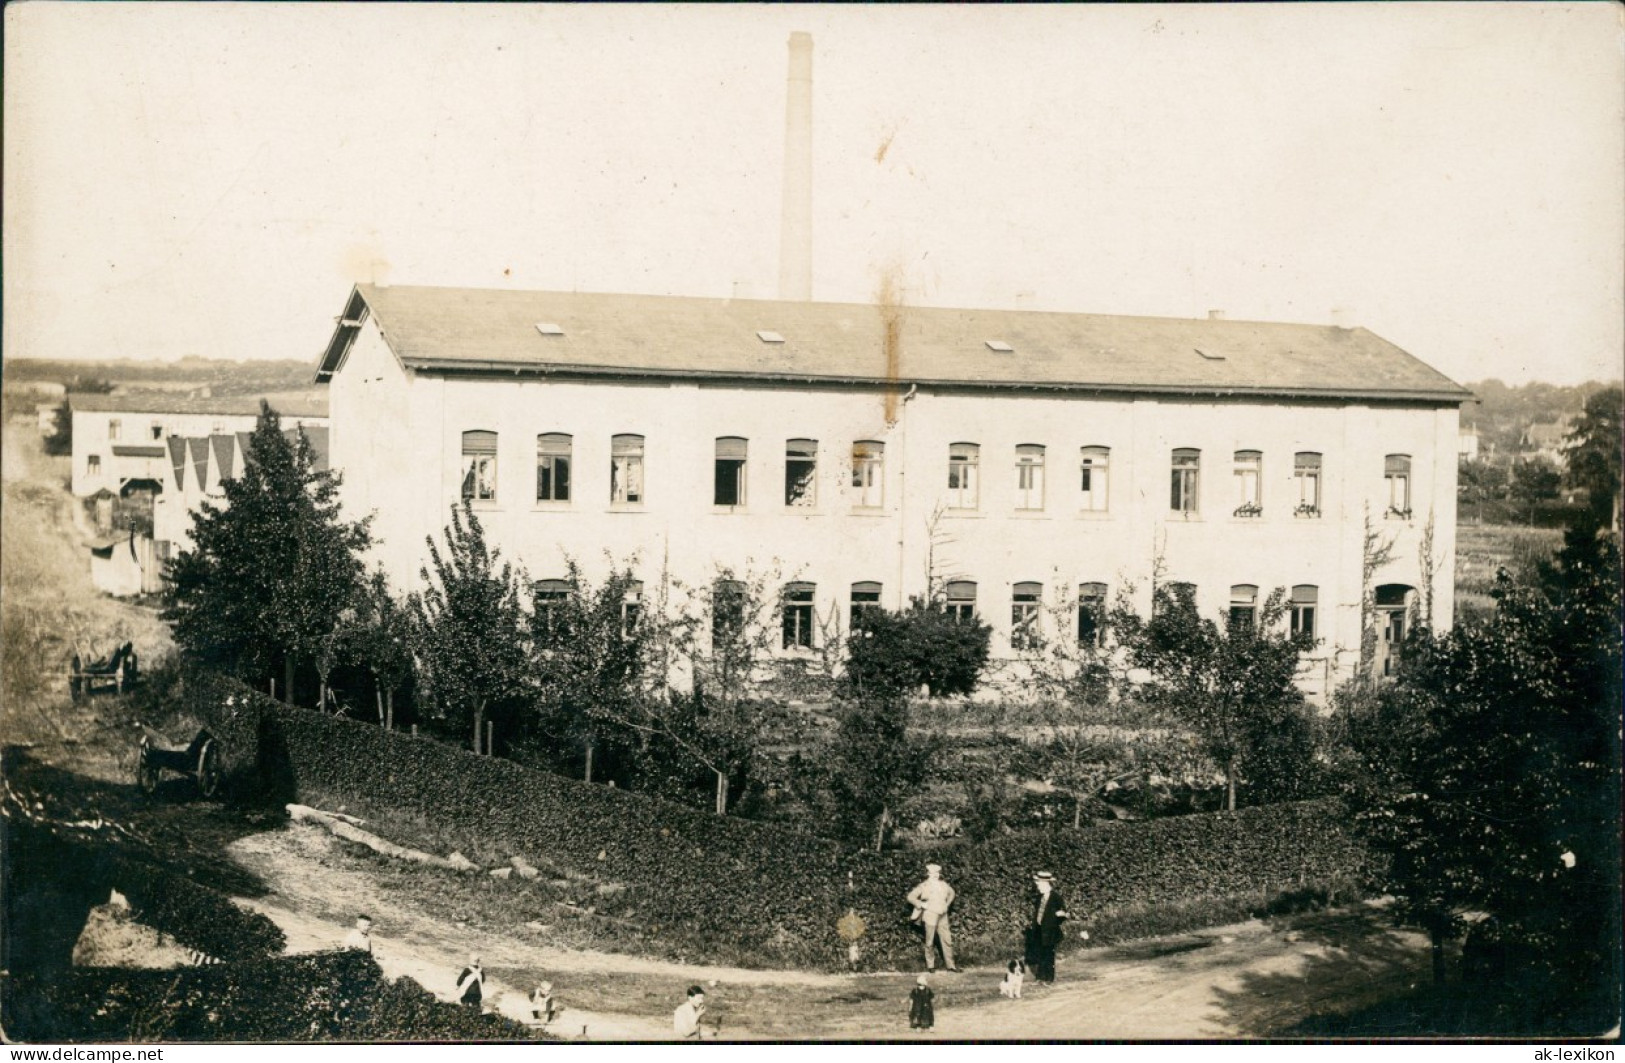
[1564,384,1622,529]
[43,403,72,457]
[1342,523,1621,1026]
[527,560,649,782]
[164,402,371,700]
[408,503,529,755]
[817,694,933,850]
[1110,583,1316,810]
[343,570,415,729]
[842,597,991,699]
[1510,456,1562,521]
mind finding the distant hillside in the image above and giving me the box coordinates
[3,358,314,397]
[1460,379,1616,461]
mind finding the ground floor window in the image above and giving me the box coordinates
[782,582,816,649]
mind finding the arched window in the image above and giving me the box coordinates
[785,438,818,508]
[1384,455,1412,518]
[536,433,572,502]
[1171,448,1200,516]
[948,443,980,509]
[782,582,816,649]
[611,434,644,504]
[462,430,498,502]
[715,438,748,508]
[1233,450,1262,517]
[1011,582,1042,649]
[1077,582,1107,647]
[1375,584,1416,676]
[1080,447,1109,513]
[850,581,882,629]
[1015,445,1046,510]
[712,579,746,648]
[1228,584,1258,631]
[852,441,885,508]
[945,580,977,622]
[1290,584,1318,639]
[533,578,572,643]
[1294,452,1322,517]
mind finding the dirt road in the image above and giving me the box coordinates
[222,822,1430,1041]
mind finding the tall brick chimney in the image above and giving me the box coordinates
[779,31,814,302]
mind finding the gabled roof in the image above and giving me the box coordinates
[68,391,329,418]
[316,283,1470,404]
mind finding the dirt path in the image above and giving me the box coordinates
[224,822,1429,1041]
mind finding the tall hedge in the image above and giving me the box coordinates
[228,690,1375,970]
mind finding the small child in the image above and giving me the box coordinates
[908,974,935,1031]
[529,982,558,1026]
[1000,958,1026,999]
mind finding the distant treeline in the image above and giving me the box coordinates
[1463,378,1618,459]
[6,357,314,396]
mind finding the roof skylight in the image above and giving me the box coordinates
[756,330,785,344]
[536,323,565,336]
[985,340,1014,353]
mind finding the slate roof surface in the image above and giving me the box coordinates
[325,283,1470,404]
[68,391,329,418]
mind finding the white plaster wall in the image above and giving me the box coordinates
[330,361,1458,694]
[71,408,324,497]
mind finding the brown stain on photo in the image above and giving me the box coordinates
[875,129,895,164]
[876,271,904,425]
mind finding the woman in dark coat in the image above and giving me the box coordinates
[1023,871,1069,983]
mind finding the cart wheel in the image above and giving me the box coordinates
[138,754,159,794]
[196,739,221,798]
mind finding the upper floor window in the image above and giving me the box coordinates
[715,437,748,508]
[1229,584,1258,632]
[108,419,121,441]
[1080,446,1109,513]
[850,580,882,629]
[1015,444,1045,511]
[534,578,571,643]
[1294,452,1322,518]
[782,582,816,649]
[1077,581,1107,647]
[461,430,498,502]
[1233,450,1262,518]
[1385,454,1412,518]
[611,434,645,504]
[622,580,644,636]
[712,578,746,649]
[86,454,101,476]
[785,439,817,508]
[1290,584,1318,640]
[947,443,980,509]
[536,433,572,503]
[852,441,884,508]
[1170,448,1200,516]
[1011,582,1042,650]
[945,580,978,623]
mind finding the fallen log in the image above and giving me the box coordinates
[286,804,464,870]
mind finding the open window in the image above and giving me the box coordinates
[1233,450,1262,518]
[1294,452,1322,518]
[782,582,816,649]
[1077,582,1107,647]
[947,443,980,509]
[536,433,572,503]
[462,430,498,502]
[1080,446,1109,513]
[1011,582,1042,649]
[852,441,884,508]
[1228,584,1258,632]
[611,434,644,504]
[1385,455,1412,519]
[715,437,748,508]
[1171,448,1200,516]
[1290,584,1318,640]
[1375,584,1415,676]
[785,439,817,508]
[850,581,882,629]
[945,580,978,622]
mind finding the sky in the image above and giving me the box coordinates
[4,3,1622,386]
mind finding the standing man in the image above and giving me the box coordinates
[906,863,960,972]
[342,914,373,954]
[1025,871,1069,984]
[673,985,707,1040]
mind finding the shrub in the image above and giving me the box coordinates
[7,951,530,1042]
